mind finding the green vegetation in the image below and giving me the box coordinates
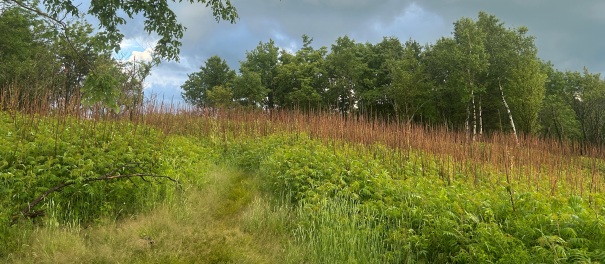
[2,1,604,144]
[1,0,237,63]
[0,0,236,112]
[0,112,299,262]
[3,2,605,262]
[181,12,605,146]
[6,165,296,263]
[0,113,168,254]
[1,102,605,262]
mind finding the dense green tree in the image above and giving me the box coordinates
[2,0,238,110]
[0,8,96,110]
[505,34,546,135]
[425,12,546,139]
[425,18,490,135]
[205,85,234,108]
[0,7,54,88]
[325,36,368,114]
[358,37,406,116]
[476,12,515,134]
[80,55,124,111]
[175,11,602,144]
[538,64,605,144]
[272,51,296,107]
[567,69,605,145]
[453,17,489,139]
[240,40,280,108]
[539,65,579,142]
[181,55,236,107]
[385,40,435,123]
[477,12,545,136]
[274,35,327,110]
[51,21,114,106]
[232,68,268,107]
[54,21,150,113]
[425,37,467,127]
[116,59,152,116]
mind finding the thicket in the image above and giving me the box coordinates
[200,129,601,263]
[0,111,182,257]
[293,139,605,262]
[137,106,605,263]
[3,99,605,263]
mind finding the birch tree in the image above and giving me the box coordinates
[453,17,488,140]
[506,32,546,135]
[477,12,545,138]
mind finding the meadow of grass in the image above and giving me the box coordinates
[2,90,605,263]
[6,165,299,263]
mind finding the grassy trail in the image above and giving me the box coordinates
[8,166,298,263]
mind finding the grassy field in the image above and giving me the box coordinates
[2,102,605,263]
[6,166,298,263]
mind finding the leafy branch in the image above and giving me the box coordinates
[12,163,181,224]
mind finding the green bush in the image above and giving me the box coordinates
[0,113,168,226]
[229,133,605,263]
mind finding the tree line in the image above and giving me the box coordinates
[182,12,605,145]
[1,2,603,145]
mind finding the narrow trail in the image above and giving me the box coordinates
[9,166,299,263]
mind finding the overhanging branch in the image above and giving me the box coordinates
[6,0,68,27]
[12,165,181,224]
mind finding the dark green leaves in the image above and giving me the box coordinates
[181,55,236,107]
[10,0,238,63]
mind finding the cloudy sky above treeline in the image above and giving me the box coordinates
[111,0,605,100]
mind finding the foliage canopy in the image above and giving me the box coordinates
[2,0,238,63]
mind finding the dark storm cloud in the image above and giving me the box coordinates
[141,0,445,97]
[417,0,605,73]
[119,0,604,98]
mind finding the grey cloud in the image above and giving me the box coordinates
[416,0,605,73]
[131,0,604,97]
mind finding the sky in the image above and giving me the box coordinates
[110,0,605,101]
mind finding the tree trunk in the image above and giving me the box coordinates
[479,96,483,138]
[472,90,477,141]
[499,78,518,143]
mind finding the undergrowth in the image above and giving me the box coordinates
[0,112,172,257]
[6,166,298,263]
[222,133,605,263]
[3,108,605,263]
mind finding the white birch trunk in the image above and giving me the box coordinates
[479,96,483,137]
[472,89,477,141]
[499,78,518,143]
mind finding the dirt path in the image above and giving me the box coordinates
[8,166,301,263]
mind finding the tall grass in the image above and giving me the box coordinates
[294,197,401,263]
[3,83,604,200]
[4,82,605,262]
[138,107,605,200]
[6,167,297,263]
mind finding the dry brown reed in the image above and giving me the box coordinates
[3,83,604,199]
